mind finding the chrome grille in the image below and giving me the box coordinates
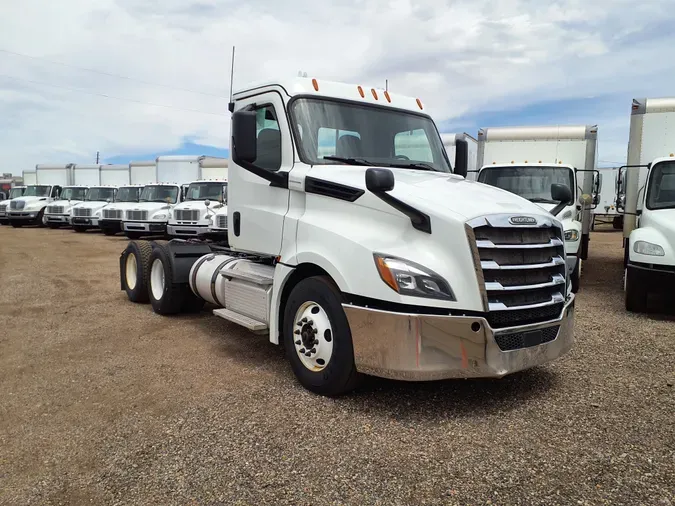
[47,205,64,214]
[175,209,200,221]
[217,215,227,228]
[126,210,148,221]
[73,207,92,217]
[103,209,123,220]
[0,203,7,214]
[10,200,24,210]
[468,215,567,329]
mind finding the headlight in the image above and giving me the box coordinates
[153,213,167,220]
[633,240,665,256]
[373,254,455,301]
[564,229,579,241]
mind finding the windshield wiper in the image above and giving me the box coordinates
[387,162,436,171]
[322,156,375,166]
[528,198,557,204]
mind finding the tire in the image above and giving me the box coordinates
[73,225,88,233]
[121,240,153,303]
[36,209,46,228]
[283,276,362,396]
[571,258,581,293]
[102,228,117,236]
[147,243,205,315]
[625,266,648,313]
[613,216,623,230]
[126,231,144,240]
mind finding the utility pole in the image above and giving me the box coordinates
[95,151,100,164]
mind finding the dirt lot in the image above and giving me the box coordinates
[0,225,673,506]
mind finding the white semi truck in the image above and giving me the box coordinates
[117,77,576,396]
[0,185,27,224]
[442,133,478,181]
[98,161,153,236]
[7,164,72,227]
[121,156,200,239]
[68,165,130,232]
[167,157,228,238]
[44,163,100,228]
[622,97,675,312]
[474,125,599,292]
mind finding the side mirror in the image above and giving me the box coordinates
[453,137,469,178]
[204,199,211,207]
[365,168,395,193]
[551,183,573,204]
[232,109,257,163]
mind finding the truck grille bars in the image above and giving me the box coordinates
[174,209,200,221]
[467,214,567,329]
[126,210,148,221]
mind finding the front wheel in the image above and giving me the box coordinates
[126,231,144,240]
[283,276,362,396]
[571,258,581,293]
[625,266,648,313]
[73,225,88,233]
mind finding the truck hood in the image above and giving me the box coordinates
[102,202,142,211]
[73,200,109,211]
[127,202,173,212]
[365,169,555,221]
[174,201,224,212]
[50,199,83,210]
[643,209,675,247]
[12,196,49,205]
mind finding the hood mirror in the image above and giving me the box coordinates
[204,199,211,207]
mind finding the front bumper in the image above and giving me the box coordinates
[70,217,99,226]
[7,211,41,223]
[566,254,578,274]
[167,224,209,237]
[99,219,122,232]
[627,262,675,294]
[123,221,167,233]
[46,214,71,224]
[344,295,575,381]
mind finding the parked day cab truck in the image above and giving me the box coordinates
[7,164,71,227]
[623,97,675,312]
[118,77,575,396]
[0,185,26,224]
[475,125,598,292]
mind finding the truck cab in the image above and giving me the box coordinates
[624,156,675,310]
[122,183,182,238]
[0,186,26,224]
[44,186,89,228]
[167,179,227,238]
[119,77,575,396]
[98,184,145,236]
[7,184,62,227]
[69,186,118,232]
[476,163,584,291]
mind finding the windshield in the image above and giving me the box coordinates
[115,187,142,203]
[23,185,51,197]
[185,182,226,201]
[61,187,88,200]
[9,188,24,199]
[289,98,451,172]
[139,185,179,204]
[86,187,116,201]
[646,160,675,210]
[478,166,575,203]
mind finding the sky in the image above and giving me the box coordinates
[2,0,675,176]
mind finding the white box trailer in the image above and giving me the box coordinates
[441,133,478,181]
[36,164,74,186]
[22,170,37,185]
[622,97,675,312]
[101,164,131,186]
[199,156,228,180]
[73,164,102,186]
[592,167,621,229]
[475,125,599,292]
[130,160,157,185]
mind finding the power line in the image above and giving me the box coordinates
[0,74,226,117]
[0,48,227,98]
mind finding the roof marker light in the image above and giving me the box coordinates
[312,78,319,91]
[371,88,378,100]
[357,86,365,98]
[416,98,423,110]
[524,160,528,163]
[384,91,391,102]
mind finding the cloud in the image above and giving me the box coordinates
[1,0,675,174]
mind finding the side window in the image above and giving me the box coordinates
[255,105,282,171]
[318,128,361,159]
[394,129,433,162]
[52,186,61,198]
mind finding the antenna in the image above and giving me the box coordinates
[385,80,388,92]
[228,46,236,113]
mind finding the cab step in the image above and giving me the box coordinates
[213,308,268,332]
[220,268,274,286]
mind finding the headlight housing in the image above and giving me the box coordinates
[564,229,579,241]
[153,213,167,220]
[374,254,455,301]
[633,240,665,256]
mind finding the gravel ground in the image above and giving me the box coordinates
[0,224,673,506]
